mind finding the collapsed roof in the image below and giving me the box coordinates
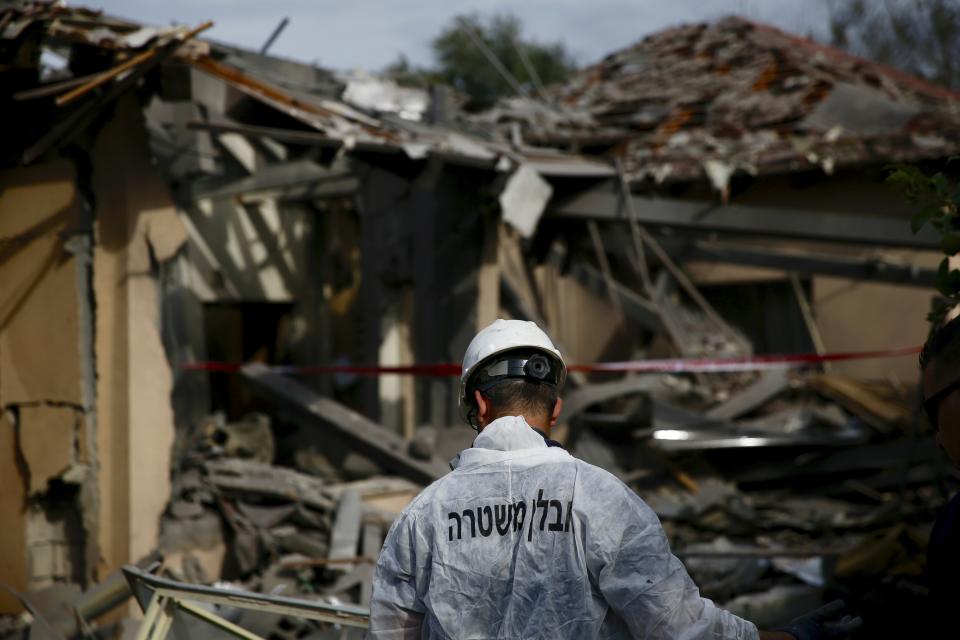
[0,1,611,183]
[480,17,960,191]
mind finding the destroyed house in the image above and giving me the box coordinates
[482,16,958,379]
[0,1,614,616]
[0,4,956,638]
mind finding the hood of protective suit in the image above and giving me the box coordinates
[368,416,759,640]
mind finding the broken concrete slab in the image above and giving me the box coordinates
[270,527,328,559]
[241,364,449,485]
[327,489,362,572]
[705,370,791,420]
[498,163,552,238]
[204,458,333,512]
[808,374,908,433]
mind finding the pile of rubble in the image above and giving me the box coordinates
[147,363,948,639]
[565,366,948,636]
[1,342,950,638]
[1,2,957,639]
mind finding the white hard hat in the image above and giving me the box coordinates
[458,319,566,424]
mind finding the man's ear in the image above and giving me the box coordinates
[549,397,563,427]
[474,389,489,425]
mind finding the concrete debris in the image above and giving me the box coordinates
[327,490,362,572]
[339,70,430,121]
[199,413,276,464]
[1,2,955,637]
[498,164,553,238]
[705,369,791,421]
[241,364,449,485]
[480,16,960,188]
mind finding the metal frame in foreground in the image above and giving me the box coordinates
[122,565,370,639]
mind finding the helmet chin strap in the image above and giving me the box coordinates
[467,405,481,432]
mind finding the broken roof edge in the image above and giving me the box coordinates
[741,17,960,105]
[586,15,960,106]
[622,142,960,194]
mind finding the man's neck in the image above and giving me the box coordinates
[482,413,548,433]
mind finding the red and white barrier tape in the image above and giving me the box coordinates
[181,345,920,376]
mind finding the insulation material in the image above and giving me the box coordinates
[92,95,181,577]
[340,70,429,121]
[18,405,80,495]
[498,164,552,239]
[0,161,84,406]
[800,82,921,136]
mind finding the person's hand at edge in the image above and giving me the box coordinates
[768,600,863,640]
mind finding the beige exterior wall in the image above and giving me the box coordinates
[92,96,185,579]
[0,98,185,613]
[0,161,87,612]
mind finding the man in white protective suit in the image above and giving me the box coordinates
[367,319,860,640]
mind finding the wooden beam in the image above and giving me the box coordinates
[549,188,939,249]
[186,120,344,147]
[241,364,448,485]
[663,238,937,287]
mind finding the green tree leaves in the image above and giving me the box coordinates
[384,12,578,112]
[887,163,960,328]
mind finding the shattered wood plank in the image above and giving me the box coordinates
[23,30,196,164]
[187,120,344,146]
[55,21,213,107]
[808,374,907,432]
[324,477,422,502]
[241,364,449,484]
[705,370,791,420]
[204,458,333,512]
[328,489,362,572]
[361,491,419,520]
[122,565,370,628]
